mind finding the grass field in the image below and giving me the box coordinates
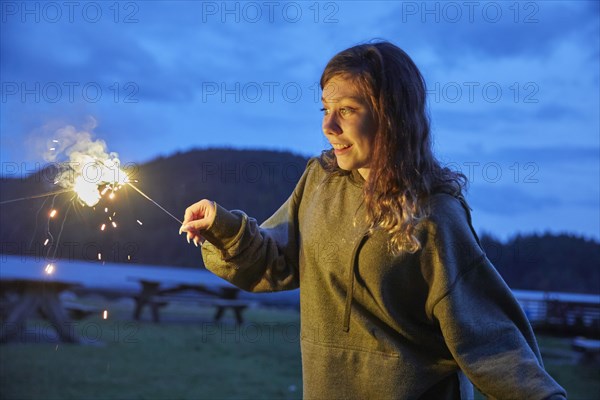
[1,301,598,399]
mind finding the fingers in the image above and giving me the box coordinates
[182,200,205,226]
[181,199,214,248]
[180,218,211,233]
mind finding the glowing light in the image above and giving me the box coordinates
[52,139,59,143]
[102,310,108,320]
[98,253,102,260]
[74,175,101,207]
[43,238,49,246]
[104,207,108,213]
[49,147,56,151]
[111,221,117,228]
[109,192,115,200]
[127,255,131,260]
[49,209,57,218]
[100,224,106,231]
[68,156,129,207]
[45,263,55,274]
[136,220,143,225]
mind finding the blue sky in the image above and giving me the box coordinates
[1,0,598,240]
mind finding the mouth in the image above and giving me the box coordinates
[331,143,353,155]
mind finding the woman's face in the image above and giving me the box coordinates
[321,76,377,180]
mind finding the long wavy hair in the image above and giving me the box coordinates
[319,41,467,254]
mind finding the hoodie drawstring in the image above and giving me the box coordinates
[343,233,368,332]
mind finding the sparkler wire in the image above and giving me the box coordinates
[127,183,183,225]
[0,188,72,205]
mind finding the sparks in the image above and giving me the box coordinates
[49,147,56,151]
[102,310,108,320]
[127,255,131,260]
[105,207,108,213]
[98,253,102,260]
[109,192,115,200]
[43,238,49,246]
[111,221,117,228]
[49,209,57,218]
[100,224,106,231]
[70,160,128,207]
[45,263,55,274]
[137,220,143,225]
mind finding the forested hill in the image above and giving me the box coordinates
[0,148,309,270]
[480,233,599,295]
[1,148,598,294]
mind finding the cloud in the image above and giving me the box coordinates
[466,185,561,215]
[381,1,598,60]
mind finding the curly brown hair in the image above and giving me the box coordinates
[319,41,467,254]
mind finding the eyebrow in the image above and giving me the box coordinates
[321,96,364,104]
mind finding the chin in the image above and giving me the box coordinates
[336,158,362,172]
[335,161,352,171]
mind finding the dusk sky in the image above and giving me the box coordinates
[1,1,598,240]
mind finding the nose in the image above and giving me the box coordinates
[322,113,342,136]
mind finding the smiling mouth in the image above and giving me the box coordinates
[332,143,352,150]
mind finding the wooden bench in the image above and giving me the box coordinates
[131,280,251,324]
[63,302,101,320]
[571,337,600,362]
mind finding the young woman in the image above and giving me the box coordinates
[180,42,566,399]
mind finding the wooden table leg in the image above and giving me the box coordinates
[39,290,79,343]
[0,292,39,343]
[233,306,246,325]
[133,281,161,323]
[213,306,225,322]
[1,284,80,344]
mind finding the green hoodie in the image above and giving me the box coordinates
[200,158,567,399]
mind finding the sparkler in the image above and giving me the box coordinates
[127,182,183,224]
[2,129,184,276]
[1,128,190,333]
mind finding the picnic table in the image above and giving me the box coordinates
[0,278,87,343]
[131,278,250,324]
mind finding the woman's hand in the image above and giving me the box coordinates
[180,199,217,247]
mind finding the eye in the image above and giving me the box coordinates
[320,107,330,116]
[339,107,354,116]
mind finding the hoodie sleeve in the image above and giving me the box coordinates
[423,195,567,400]
[199,158,316,292]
